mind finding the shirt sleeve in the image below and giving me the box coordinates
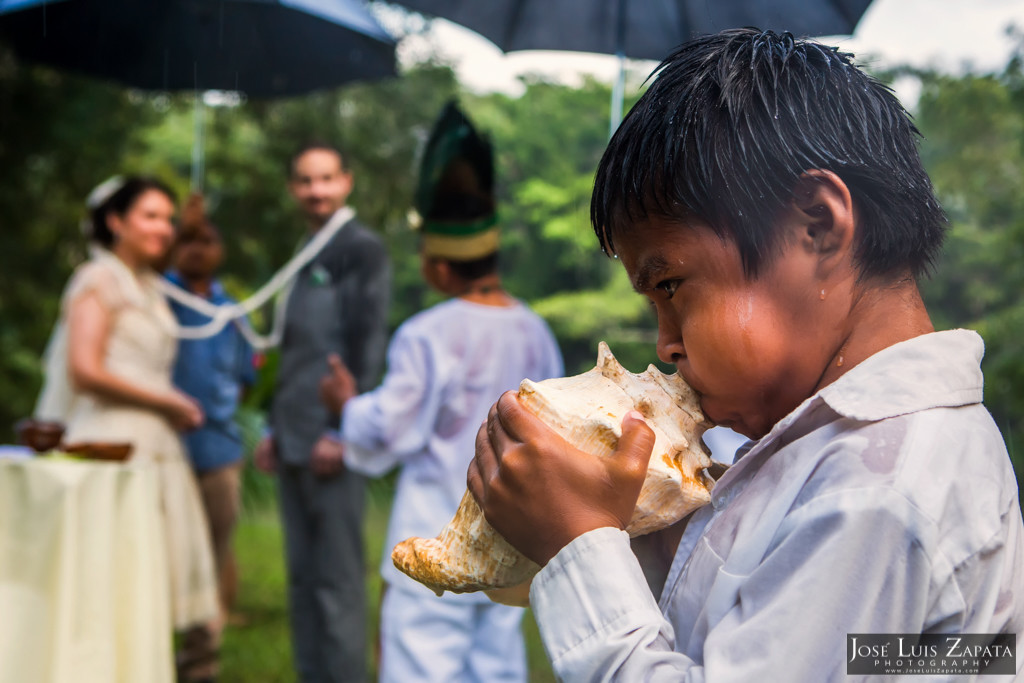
[63,261,127,313]
[339,328,437,477]
[531,489,939,682]
[530,528,694,682]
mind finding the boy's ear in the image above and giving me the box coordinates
[339,170,355,202]
[105,210,124,238]
[789,169,855,276]
[435,259,455,289]
[422,256,453,291]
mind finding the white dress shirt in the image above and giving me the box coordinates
[531,330,1024,681]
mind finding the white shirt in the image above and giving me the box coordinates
[341,297,564,594]
[530,330,1024,681]
[701,426,748,465]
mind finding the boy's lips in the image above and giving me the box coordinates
[674,368,725,425]
[699,398,719,425]
[696,394,730,428]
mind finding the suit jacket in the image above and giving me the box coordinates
[271,213,391,466]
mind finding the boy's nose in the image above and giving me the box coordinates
[656,322,685,365]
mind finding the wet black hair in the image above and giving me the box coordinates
[289,140,349,176]
[591,28,947,280]
[89,177,177,248]
[445,252,499,281]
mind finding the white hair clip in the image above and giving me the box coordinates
[85,175,126,210]
[80,175,126,238]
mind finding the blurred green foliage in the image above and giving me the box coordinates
[0,48,159,432]
[0,48,648,435]
[909,46,1024,495]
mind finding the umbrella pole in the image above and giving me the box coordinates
[191,92,206,192]
[608,0,627,138]
[609,53,625,138]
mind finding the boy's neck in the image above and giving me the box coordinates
[180,273,215,297]
[456,275,515,308]
[816,277,933,392]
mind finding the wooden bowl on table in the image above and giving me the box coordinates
[15,419,66,453]
[61,441,134,463]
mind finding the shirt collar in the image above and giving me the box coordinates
[817,329,984,421]
[165,270,184,288]
[713,330,985,494]
[209,279,227,299]
[164,270,227,302]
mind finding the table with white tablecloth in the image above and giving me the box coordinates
[0,455,174,683]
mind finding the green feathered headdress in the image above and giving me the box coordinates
[414,101,498,261]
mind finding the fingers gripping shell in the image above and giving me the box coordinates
[391,342,714,604]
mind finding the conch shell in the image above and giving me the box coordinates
[391,342,714,605]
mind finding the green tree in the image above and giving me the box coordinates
[910,39,1024,492]
[466,76,656,374]
[134,62,461,329]
[0,43,160,439]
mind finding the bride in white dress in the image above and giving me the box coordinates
[41,177,219,674]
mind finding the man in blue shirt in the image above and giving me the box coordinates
[167,196,255,668]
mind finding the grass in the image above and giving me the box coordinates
[218,473,556,682]
[218,511,294,682]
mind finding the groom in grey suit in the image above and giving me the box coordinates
[254,143,390,683]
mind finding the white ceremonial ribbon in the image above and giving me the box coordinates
[35,210,352,421]
[156,206,354,349]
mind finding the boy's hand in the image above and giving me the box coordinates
[311,434,345,478]
[178,192,207,239]
[319,353,357,417]
[163,389,205,431]
[253,435,277,474]
[468,391,656,566]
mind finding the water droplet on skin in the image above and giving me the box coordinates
[837,355,844,367]
[819,289,825,300]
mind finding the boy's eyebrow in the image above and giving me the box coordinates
[632,255,671,292]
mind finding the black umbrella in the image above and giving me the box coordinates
[0,0,397,184]
[387,0,872,132]
[0,0,396,96]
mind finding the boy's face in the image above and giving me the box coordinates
[419,252,454,296]
[617,216,839,440]
[174,222,223,280]
[419,252,441,290]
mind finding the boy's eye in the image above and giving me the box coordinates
[656,279,681,298]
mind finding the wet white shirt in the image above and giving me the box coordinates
[531,330,1024,681]
[341,297,563,593]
